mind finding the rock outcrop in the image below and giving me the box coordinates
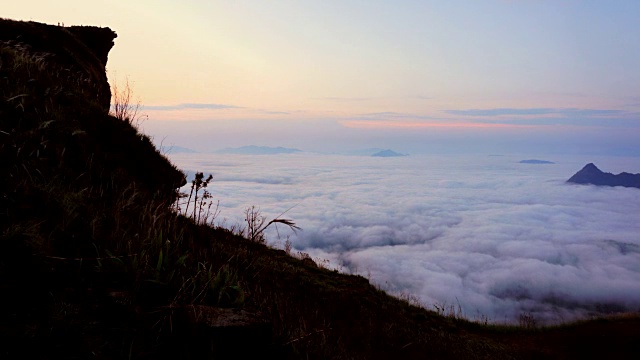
[1,18,188,262]
[0,18,185,199]
[567,163,640,189]
[0,19,117,111]
[1,19,189,358]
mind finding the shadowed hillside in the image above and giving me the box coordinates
[1,18,639,359]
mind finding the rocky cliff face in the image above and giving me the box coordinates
[0,19,196,358]
[0,19,185,195]
[567,163,640,189]
[1,18,185,259]
[0,19,117,111]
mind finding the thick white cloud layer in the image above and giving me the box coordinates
[170,153,640,324]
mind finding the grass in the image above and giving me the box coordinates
[110,76,147,128]
[2,17,640,359]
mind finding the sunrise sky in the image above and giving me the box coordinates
[4,1,640,154]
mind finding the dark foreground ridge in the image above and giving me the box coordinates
[567,163,640,189]
[2,18,640,359]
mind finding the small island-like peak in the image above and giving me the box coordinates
[567,163,640,189]
[371,149,407,157]
[519,159,555,164]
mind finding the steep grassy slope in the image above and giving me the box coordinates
[1,18,639,359]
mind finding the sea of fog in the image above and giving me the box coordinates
[168,152,640,324]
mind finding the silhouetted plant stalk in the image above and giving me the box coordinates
[191,172,212,220]
[244,205,301,243]
[110,77,147,127]
[175,174,300,239]
[432,299,464,320]
[174,172,219,225]
[519,312,538,329]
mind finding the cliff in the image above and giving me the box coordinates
[0,18,185,199]
[0,19,116,110]
[1,19,190,356]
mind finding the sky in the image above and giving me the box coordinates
[170,152,640,324]
[4,1,640,154]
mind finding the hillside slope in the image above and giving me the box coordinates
[1,18,639,359]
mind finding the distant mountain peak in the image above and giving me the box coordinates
[371,149,407,157]
[519,159,555,164]
[574,163,601,175]
[216,145,302,155]
[567,163,640,189]
[582,163,599,171]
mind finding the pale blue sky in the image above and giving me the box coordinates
[4,1,640,154]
